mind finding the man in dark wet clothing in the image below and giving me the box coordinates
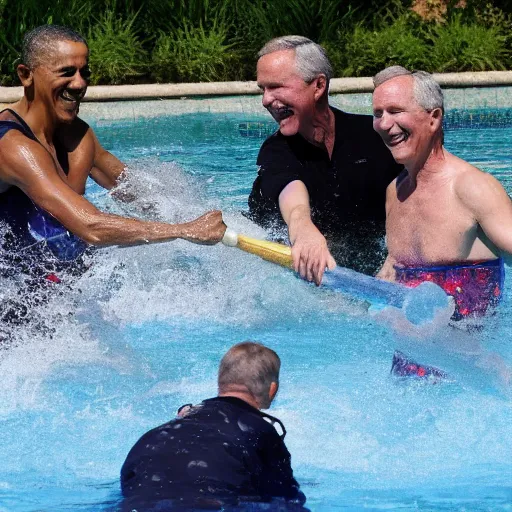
[121,342,306,509]
[249,36,402,282]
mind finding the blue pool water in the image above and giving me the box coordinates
[1,110,512,511]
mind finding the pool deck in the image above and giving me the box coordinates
[1,71,512,121]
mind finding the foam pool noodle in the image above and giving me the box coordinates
[222,228,451,325]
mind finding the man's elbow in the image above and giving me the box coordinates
[80,232,102,246]
[73,215,110,246]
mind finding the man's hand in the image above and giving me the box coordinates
[182,210,227,245]
[290,221,336,285]
[108,168,138,204]
[376,255,396,282]
[278,181,336,284]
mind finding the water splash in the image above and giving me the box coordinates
[0,159,510,511]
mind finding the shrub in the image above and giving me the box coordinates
[0,0,102,85]
[87,9,147,85]
[152,19,237,83]
[428,14,511,72]
[1,0,512,84]
[340,15,429,77]
[475,2,512,46]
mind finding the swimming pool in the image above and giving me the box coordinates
[0,98,511,511]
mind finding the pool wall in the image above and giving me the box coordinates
[2,70,512,103]
[2,70,512,120]
[0,84,493,127]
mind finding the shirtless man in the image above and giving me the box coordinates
[0,25,225,277]
[373,66,510,320]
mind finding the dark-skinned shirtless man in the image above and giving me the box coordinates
[0,25,225,324]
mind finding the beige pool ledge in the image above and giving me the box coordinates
[2,71,512,103]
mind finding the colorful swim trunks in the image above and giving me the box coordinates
[391,351,447,380]
[395,258,504,321]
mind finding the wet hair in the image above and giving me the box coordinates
[218,342,280,406]
[258,35,332,84]
[22,25,88,69]
[373,65,444,113]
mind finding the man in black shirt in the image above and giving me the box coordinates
[120,342,306,510]
[249,36,402,280]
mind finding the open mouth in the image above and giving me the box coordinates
[387,132,409,147]
[60,90,84,106]
[268,106,294,123]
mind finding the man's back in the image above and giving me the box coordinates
[121,396,304,506]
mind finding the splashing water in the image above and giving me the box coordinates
[0,116,511,511]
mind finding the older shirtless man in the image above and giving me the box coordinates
[0,25,225,280]
[373,66,509,320]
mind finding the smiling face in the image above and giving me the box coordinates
[256,49,323,137]
[25,40,90,124]
[372,75,440,168]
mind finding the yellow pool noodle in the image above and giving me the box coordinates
[222,228,293,269]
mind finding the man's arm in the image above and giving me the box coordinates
[279,180,336,285]
[376,180,398,281]
[458,169,512,255]
[62,124,126,195]
[88,129,159,208]
[0,133,225,246]
[88,129,126,190]
[376,254,397,281]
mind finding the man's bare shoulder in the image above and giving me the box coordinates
[389,169,411,202]
[450,152,496,187]
[386,175,398,195]
[449,152,508,211]
[446,151,481,175]
[0,129,56,187]
[0,126,39,157]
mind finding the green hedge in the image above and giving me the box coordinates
[0,0,511,86]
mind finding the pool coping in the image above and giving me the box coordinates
[2,70,512,103]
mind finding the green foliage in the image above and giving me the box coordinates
[337,14,429,77]
[238,0,344,45]
[475,2,512,47]
[152,19,236,83]
[87,9,147,85]
[0,0,512,85]
[428,14,510,72]
[0,0,103,84]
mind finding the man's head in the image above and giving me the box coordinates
[372,66,444,167]
[257,36,332,137]
[218,341,280,409]
[18,25,91,124]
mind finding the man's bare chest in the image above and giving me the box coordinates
[391,188,460,228]
[387,186,477,260]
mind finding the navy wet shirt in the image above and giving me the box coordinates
[121,396,305,507]
[248,107,403,274]
[0,109,87,262]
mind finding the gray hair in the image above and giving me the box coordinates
[22,25,88,69]
[258,35,332,83]
[218,341,280,406]
[373,65,444,113]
